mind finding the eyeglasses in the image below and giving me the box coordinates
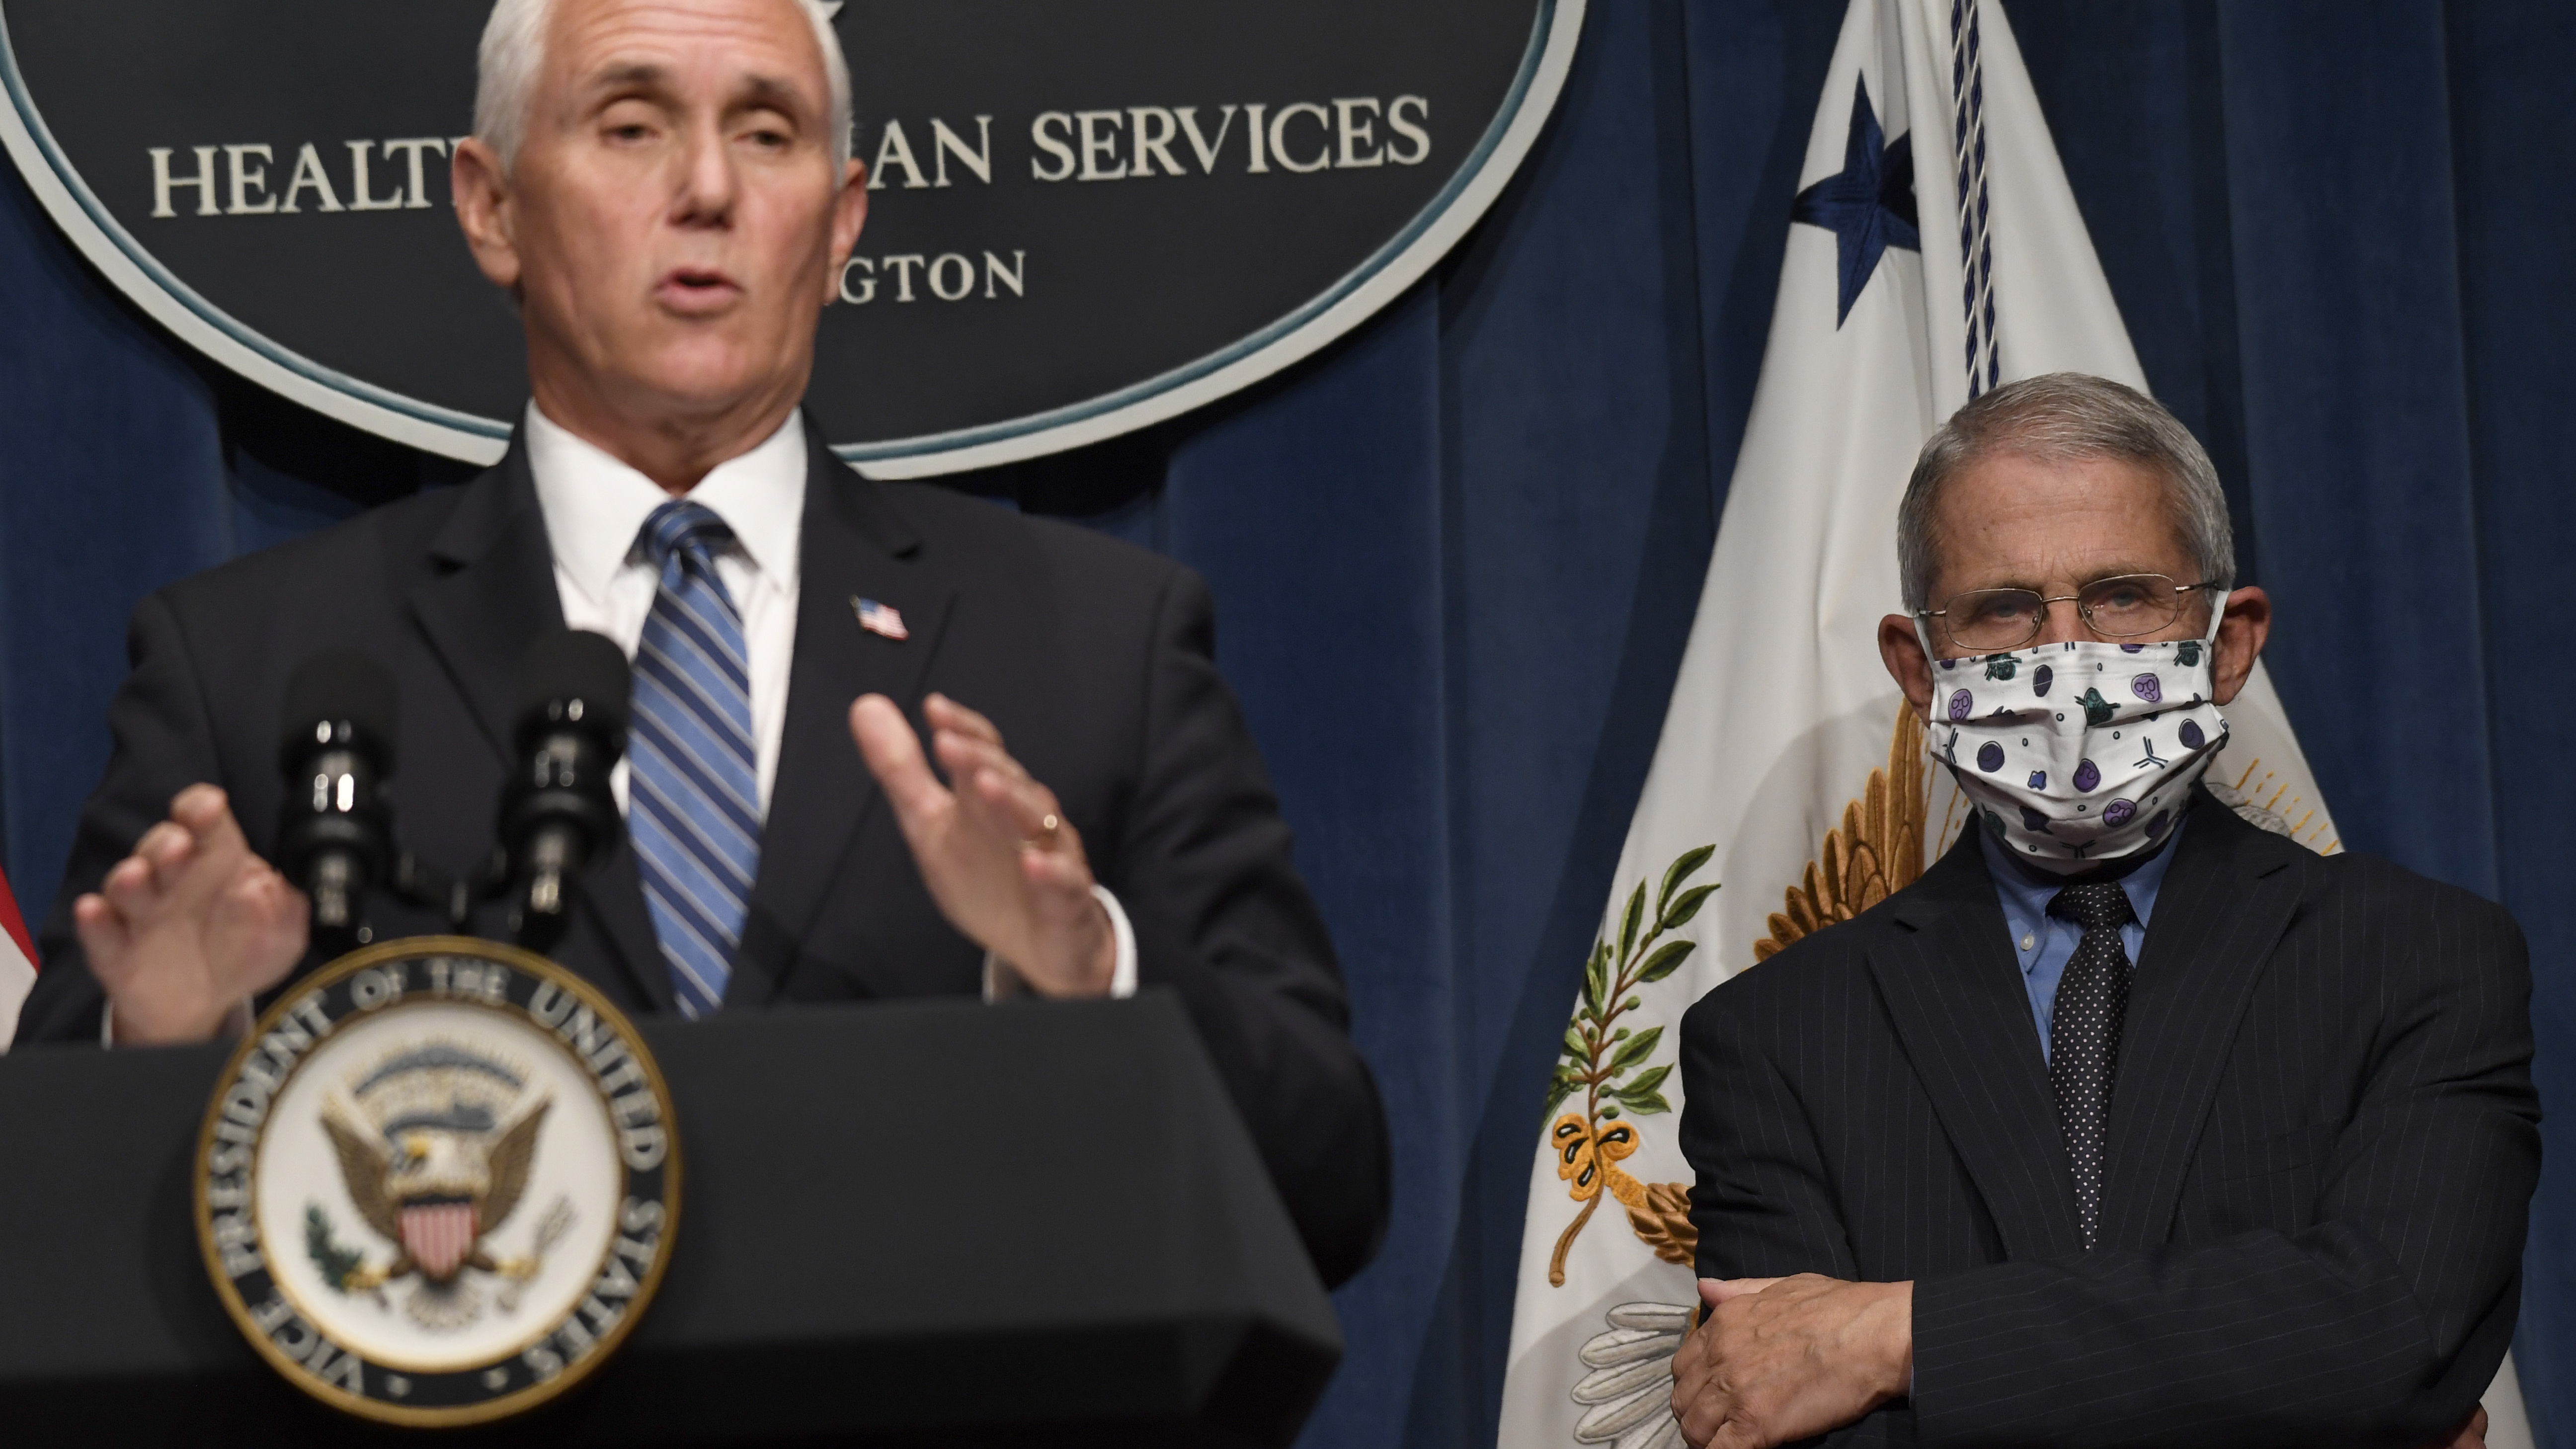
[1916,573,2223,652]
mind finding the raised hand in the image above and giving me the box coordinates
[75,784,311,1045]
[848,692,1115,997]
[1671,1274,1913,1449]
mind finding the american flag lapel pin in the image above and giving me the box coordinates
[851,596,910,641]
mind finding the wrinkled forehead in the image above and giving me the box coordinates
[544,0,828,112]
[1934,449,2194,583]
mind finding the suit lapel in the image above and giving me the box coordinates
[1870,829,2087,1260]
[406,437,671,1012]
[2094,793,2304,1249]
[726,423,955,1007]
[410,443,560,758]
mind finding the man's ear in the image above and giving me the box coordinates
[451,138,522,291]
[822,159,869,305]
[2210,585,2271,706]
[1879,613,1935,720]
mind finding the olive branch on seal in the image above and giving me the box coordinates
[306,1203,371,1294]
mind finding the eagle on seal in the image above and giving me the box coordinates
[322,1097,552,1287]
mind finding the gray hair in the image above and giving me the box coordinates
[1896,373,2237,611]
[474,0,854,174]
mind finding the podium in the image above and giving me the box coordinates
[0,990,1341,1446]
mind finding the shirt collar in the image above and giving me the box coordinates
[1979,803,2192,937]
[524,403,807,606]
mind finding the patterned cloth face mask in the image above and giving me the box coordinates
[1925,629,2229,874]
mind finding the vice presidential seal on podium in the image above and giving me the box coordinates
[194,938,680,1426]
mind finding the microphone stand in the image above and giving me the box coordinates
[375,848,529,939]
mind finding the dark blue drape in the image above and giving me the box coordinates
[2018,6,2575,1443]
[0,2,2567,1445]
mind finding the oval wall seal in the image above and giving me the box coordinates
[0,0,1583,476]
[193,937,680,1426]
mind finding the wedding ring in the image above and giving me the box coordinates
[1020,812,1063,851]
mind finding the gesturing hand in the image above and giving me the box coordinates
[849,693,1115,997]
[75,784,311,1046]
[1670,1274,1913,1449]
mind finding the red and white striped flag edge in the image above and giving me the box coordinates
[0,866,34,1050]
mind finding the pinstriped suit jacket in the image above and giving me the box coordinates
[1678,791,2538,1448]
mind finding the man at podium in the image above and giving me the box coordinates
[10,0,1389,1286]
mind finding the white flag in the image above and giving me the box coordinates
[1495,2,2352,1446]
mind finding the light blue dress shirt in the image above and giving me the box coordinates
[1977,812,2190,1064]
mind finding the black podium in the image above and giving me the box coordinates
[0,990,1341,1446]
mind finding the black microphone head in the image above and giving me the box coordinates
[503,631,630,949]
[277,649,399,935]
[514,629,631,753]
[279,648,399,774]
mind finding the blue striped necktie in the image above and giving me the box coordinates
[630,501,761,1018]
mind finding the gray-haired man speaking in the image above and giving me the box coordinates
[1666,374,2536,1448]
[14,0,1391,1286]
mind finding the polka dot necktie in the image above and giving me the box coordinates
[2047,881,2135,1249]
[629,501,761,1020]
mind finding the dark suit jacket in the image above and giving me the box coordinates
[14,420,1391,1286]
[1679,792,2538,1447]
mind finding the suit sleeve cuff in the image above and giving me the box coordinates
[981,886,1137,1002]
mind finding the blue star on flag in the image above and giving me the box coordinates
[1791,76,1920,326]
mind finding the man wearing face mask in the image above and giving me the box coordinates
[1665,374,2537,1449]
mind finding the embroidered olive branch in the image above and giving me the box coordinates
[1544,844,1717,1131]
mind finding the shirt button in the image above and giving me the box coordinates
[2020,934,2037,951]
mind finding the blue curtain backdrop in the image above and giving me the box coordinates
[1,1,2569,1444]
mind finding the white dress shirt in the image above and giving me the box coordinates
[525,403,804,813]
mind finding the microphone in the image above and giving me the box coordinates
[276,649,400,945]
[500,630,629,952]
